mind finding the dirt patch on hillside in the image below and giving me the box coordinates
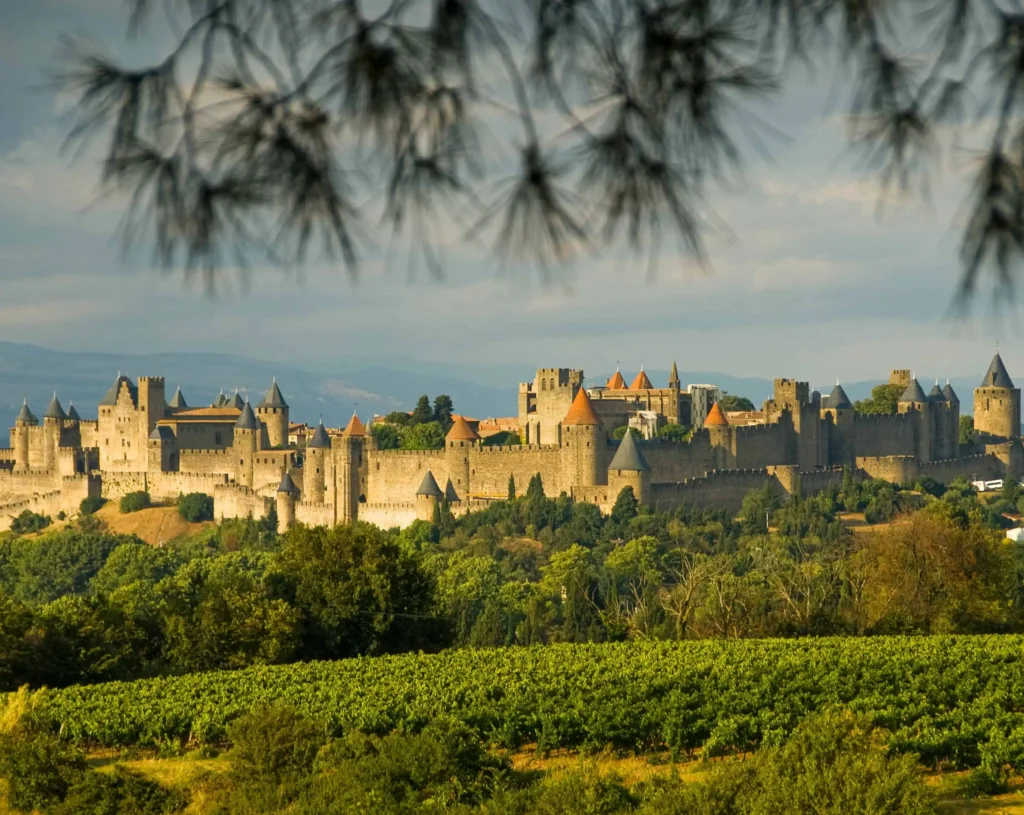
[94,503,213,546]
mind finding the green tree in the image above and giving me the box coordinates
[740,483,782,535]
[960,415,975,447]
[610,487,639,528]
[371,423,401,451]
[525,474,545,503]
[432,395,454,429]
[854,384,905,415]
[401,421,446,450]
[541,544,597,643]
[177,492,214,522]
[411,395,433,425]
[658,423,689,442]
[612,426,642,441]
[382,411,412,427]
[10,512,51,535]
[273,524,440,659]
[0,594,33,691]
[507,475,516,501]
[719,394,755,412]
[119,491,150,514]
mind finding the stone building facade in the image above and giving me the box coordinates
[1,355,1020,532]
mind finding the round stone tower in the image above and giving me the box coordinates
[561,388,604,488]
[256,378,289,449]
[898,377,932,463]
[607,429,651,505]
[338,412,367,523]
[974,353,1020,445]
[445,416,480,499]
[42,393,66,472]
[276,471,299,533]
[704,401,731,469]
[823,382,854,466]
[13,399,37,472]
[305,419,330,504]
[233,401,259,488]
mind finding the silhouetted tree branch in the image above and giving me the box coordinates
[53,0,1024,303]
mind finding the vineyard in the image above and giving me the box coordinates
[28,636,1024,766]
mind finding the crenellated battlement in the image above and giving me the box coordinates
[473,444,557,454]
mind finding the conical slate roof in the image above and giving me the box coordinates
[606,370,627,390]
[827,383,852,410]
[168,387,187,409]
[44,393,66,420]
[416,470,443,497]
[563,388,602,426]
[308,420,331,449]
[234,401,259,430]
[445,478,461,503]
[16,400,37,425]
[981,353,1014,389]
[609,429,650,471]
[227,391,244,410]
[213,390,227,408]
[928,382,944,401]
[67,402,81,421]
[342,413,365,437]
[943,381,959,404]
[446,415,480,441]
[259,378,288,409]
[277,472,299,494]
[630,367,654,390]
[705,402,729,427]
[899,378,928,404]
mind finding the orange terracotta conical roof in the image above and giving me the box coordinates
[342,412,365,437]
[704,402,729,427]
[563,388,602,426]
[446,414,481,441]
[630,368,653,390]
[606,370,627,390]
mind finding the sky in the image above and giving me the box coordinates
[0,1,1020,390]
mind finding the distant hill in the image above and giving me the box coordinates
[0,342,985,429]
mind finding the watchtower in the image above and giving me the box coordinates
[974,353,1020,445]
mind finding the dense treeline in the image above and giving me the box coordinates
[0,472,1022,690]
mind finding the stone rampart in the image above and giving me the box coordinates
[0,474,100,532]
[295,500,335,527]
[366,449,448,504]
[214,483,271,521]
[467,446,562,497]
[360,502,419,529]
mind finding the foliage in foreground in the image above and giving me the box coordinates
[23,634,1024,775]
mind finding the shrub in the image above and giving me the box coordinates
[177,492,214,523]
[10,510,51,534]
[80,496,107,516]
[119,491,151,514]
[0,732,86,812]
[54,766,186,815]
[228,704,325,787]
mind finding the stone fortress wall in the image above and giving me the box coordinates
[0,354,1020,532]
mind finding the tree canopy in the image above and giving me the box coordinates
[53,0,1024,303]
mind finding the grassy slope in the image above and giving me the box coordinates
[93,504,213,546]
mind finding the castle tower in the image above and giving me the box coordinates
[306,419,330,505]
[898,377,932,462]
[167,387,187,410]
[974,353,1020,445]
[606,367,627,390]
[337,412,366,523]
[704,401,731,469]
[926,381,951,460]
[668,360,681,392]
[823,382,854,466]
[607,428,651,505]
[42,393,66,472]
[136,377,166,451]
[256,378,289,449]
[66,402,81,422]
[13,400,37,472]
[629,365,654,391]
[445,415,480,500]
[943,380,961,454]
[276,472,299,533]
[415,470,443,522]
[233,401,259,488]
[561,387,604,489]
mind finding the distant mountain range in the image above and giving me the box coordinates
[0,341,984,428]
